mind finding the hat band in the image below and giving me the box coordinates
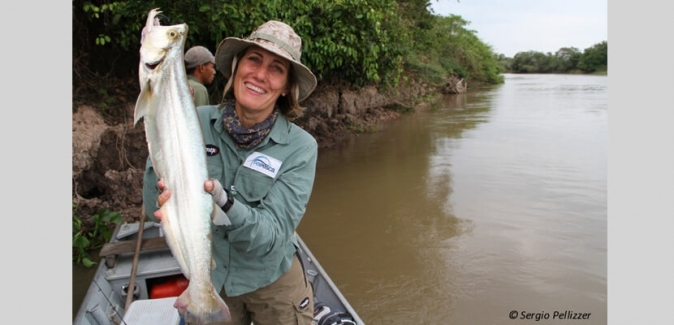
[248,32,300,61]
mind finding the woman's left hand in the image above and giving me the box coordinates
[154,180,171,221]
[205,179,229,208]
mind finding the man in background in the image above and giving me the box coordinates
[185,46,216,107]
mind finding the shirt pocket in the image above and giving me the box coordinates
[206,157,224,180]
[233,166,274,205]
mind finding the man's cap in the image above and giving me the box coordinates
[185,46,215,69]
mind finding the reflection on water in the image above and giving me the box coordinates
[299,74,607,324]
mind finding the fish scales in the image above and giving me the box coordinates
[134,8,231,324]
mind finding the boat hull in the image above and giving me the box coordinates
[73,222,365,325]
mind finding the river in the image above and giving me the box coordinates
[73,73,607,324]
[297,73,607,324]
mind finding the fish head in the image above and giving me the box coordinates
[134,8,189,125]
[140,24,187,69]
[138,8,188,88]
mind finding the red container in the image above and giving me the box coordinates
[150,275,189,299]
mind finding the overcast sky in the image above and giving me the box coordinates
[430,0,607,57]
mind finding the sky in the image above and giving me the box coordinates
[430,0,607,58]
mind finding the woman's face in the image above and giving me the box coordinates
[233,45,290,117]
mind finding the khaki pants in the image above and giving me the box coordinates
[218,254,314,325]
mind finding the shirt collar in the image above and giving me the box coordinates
[187,75,200,83]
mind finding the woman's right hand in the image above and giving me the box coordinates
[154,180,171,221]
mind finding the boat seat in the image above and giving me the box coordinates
[123,297,180,325]
[99,237,169,256]
[99,237,170,267]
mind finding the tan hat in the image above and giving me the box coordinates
[214,21,317,102]
[185,46,215,69]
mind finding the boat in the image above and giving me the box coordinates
[73,220,365,325]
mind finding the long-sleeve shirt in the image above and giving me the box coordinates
[143,104,317,296]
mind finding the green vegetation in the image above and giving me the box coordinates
[500,41,607,74]
[74,0,606,98]
[73,0,506,100]
[73,205,122,267]
[406,14,504,84]
[347,123,377,133]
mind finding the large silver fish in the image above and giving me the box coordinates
[134,8,231,324]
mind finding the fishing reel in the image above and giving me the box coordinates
[120,283,140,300]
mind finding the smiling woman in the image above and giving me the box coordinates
[215,20,317,121]
[143,19,320,325]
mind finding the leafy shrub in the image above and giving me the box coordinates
[72,205,122,267]
[74,0,406,87]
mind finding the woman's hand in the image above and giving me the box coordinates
[155,179,227,221]
[206,179,233,225]
[205,179,229,209]
[154,180,171,221]
[204,179,215,193]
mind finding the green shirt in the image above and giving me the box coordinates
[187,75,210,107]
[143,105,318,296]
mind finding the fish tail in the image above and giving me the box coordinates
[212,291,232,323]
[174,286,231,325]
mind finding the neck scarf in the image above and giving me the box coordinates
[221,102,278,149]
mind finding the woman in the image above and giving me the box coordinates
[143,20,318,325]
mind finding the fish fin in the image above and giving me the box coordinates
[141,8,162,44]
[212,202,232,226]
[133,82,153,126]
[173,285,231,324]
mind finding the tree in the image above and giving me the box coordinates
[412,14,504,84]
[578,41,607,73]
[74,0,407,88]
[511,51,546,73]
[554,47,582,72]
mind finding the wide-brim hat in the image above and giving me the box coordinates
[215,20,317,102]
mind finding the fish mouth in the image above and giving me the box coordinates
[145,59,163,70]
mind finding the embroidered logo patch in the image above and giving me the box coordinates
[205,144,220,156]
[299,297,310,309]
[243,152,282,178]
